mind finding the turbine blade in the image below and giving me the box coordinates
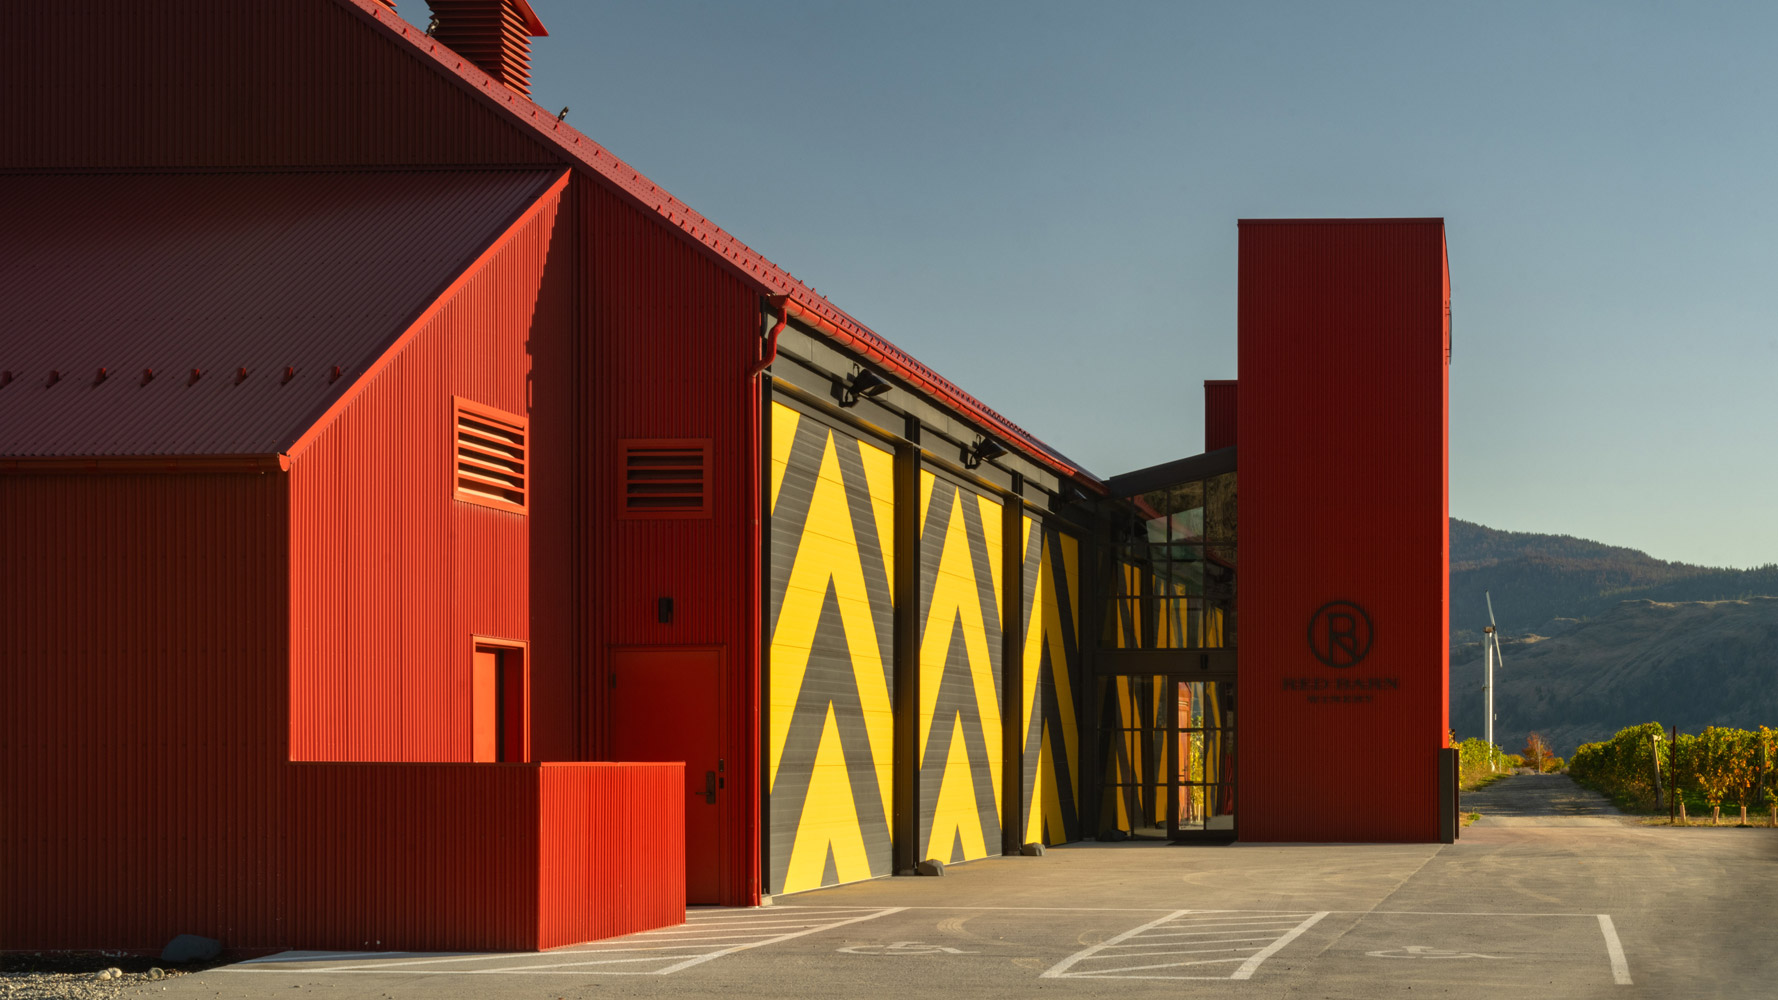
[1486,590,1497,628]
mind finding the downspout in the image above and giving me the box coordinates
[747,295,790,379]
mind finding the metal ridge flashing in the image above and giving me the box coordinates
[335,0,1099,488]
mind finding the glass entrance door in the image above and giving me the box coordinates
[1170,679,1235,839]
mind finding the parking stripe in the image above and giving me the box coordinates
[1043,911,1328,981]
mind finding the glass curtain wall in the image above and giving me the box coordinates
[1101,472,1236,652]
[1094,469,1236,840]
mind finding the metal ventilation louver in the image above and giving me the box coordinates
[619,439,710,518]
[454,397,527,514]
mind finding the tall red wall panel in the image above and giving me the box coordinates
[287,181,571,763]
[1204,379,1237,452]
[576,175,762,905]
[1237,219,1450,842]
[0,471,289,949]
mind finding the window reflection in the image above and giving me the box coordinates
[1101,472,1235,650]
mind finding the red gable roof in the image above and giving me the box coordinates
[0,170,560,458]
[338,1,1096,485]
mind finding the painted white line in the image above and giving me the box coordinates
[688,907,883,919]
[653,906,905,975]
[1230,911,1330,981]
[1597,914,1632,985]
[1102,944,1263,957]
[238,951,419,965]
[223,908,906,977]
[1166,918,1322,925]
[1086,956,1250,974]
[1040,909,1194,979]
[1141,923,1307,933]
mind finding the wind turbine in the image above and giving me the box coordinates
[1483,592,1505,770]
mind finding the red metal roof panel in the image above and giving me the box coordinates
[0,169,560,457]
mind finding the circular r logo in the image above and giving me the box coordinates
[1308,600,1373,668]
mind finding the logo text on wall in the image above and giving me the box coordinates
[1307,600,1372,668]
[1293,600,1397,705]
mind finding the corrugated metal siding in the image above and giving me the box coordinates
[0,170,560,457]
[576,175,761,905]
[287,180,570,762]
[1236,219,1449,843]
[0,0,547,169]
[283,763,542,951]
[1204,380,1237,452]
[538,762,687,948]
[0,470,288,949]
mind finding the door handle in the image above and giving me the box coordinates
[703,770,717,805]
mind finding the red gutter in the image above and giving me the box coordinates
[747,296,789,379]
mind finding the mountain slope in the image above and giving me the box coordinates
[1449,519,1778,645]
[1450,598,1778,756]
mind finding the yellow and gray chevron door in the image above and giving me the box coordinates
[766,400,1086,891]
[1019,518,1080,845]
[767,402,896,894]
[918,470,1003,865]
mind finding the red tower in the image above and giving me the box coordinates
[1236,219,1452,842]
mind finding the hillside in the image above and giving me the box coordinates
[1450,519,1778,643]
[1450,599,1778,756]
[1448,520,1778,754]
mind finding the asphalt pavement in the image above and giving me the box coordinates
[140,775,1777,1000]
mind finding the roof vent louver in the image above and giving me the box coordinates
[454,397,527,514]
[620,439,710,519]
[427,0,549,97]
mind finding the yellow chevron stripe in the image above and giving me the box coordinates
[782,704,875,892]
[1044,531,1079,797]
[1021,518,1042,758]
[1031,722,1069,845]
[858,437,896,602]
[769,432,893,829]
[926,714,988,862]
[977,492,1003,628]
[919,467,936,529]
[770,402,800,514]
[919,486,1002,810]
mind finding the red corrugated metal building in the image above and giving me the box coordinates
[1,0,1454,956]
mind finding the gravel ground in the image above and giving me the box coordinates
[0,955,215,1000]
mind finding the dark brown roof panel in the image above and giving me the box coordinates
[0,169,559,457]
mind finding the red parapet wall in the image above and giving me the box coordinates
[1237,219,1451,843]
[538,763,686,949]
[284,762,684,952]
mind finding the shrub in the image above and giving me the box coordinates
[1568,722,1666,810]
[1570,722,1775,814]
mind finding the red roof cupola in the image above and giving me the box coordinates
[427,0,549,97]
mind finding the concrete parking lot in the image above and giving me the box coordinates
[145,776,1776,999]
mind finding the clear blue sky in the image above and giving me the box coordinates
[404,1,1778,568]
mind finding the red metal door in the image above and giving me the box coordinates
[610,648,723,904]
[473,649,500,763]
